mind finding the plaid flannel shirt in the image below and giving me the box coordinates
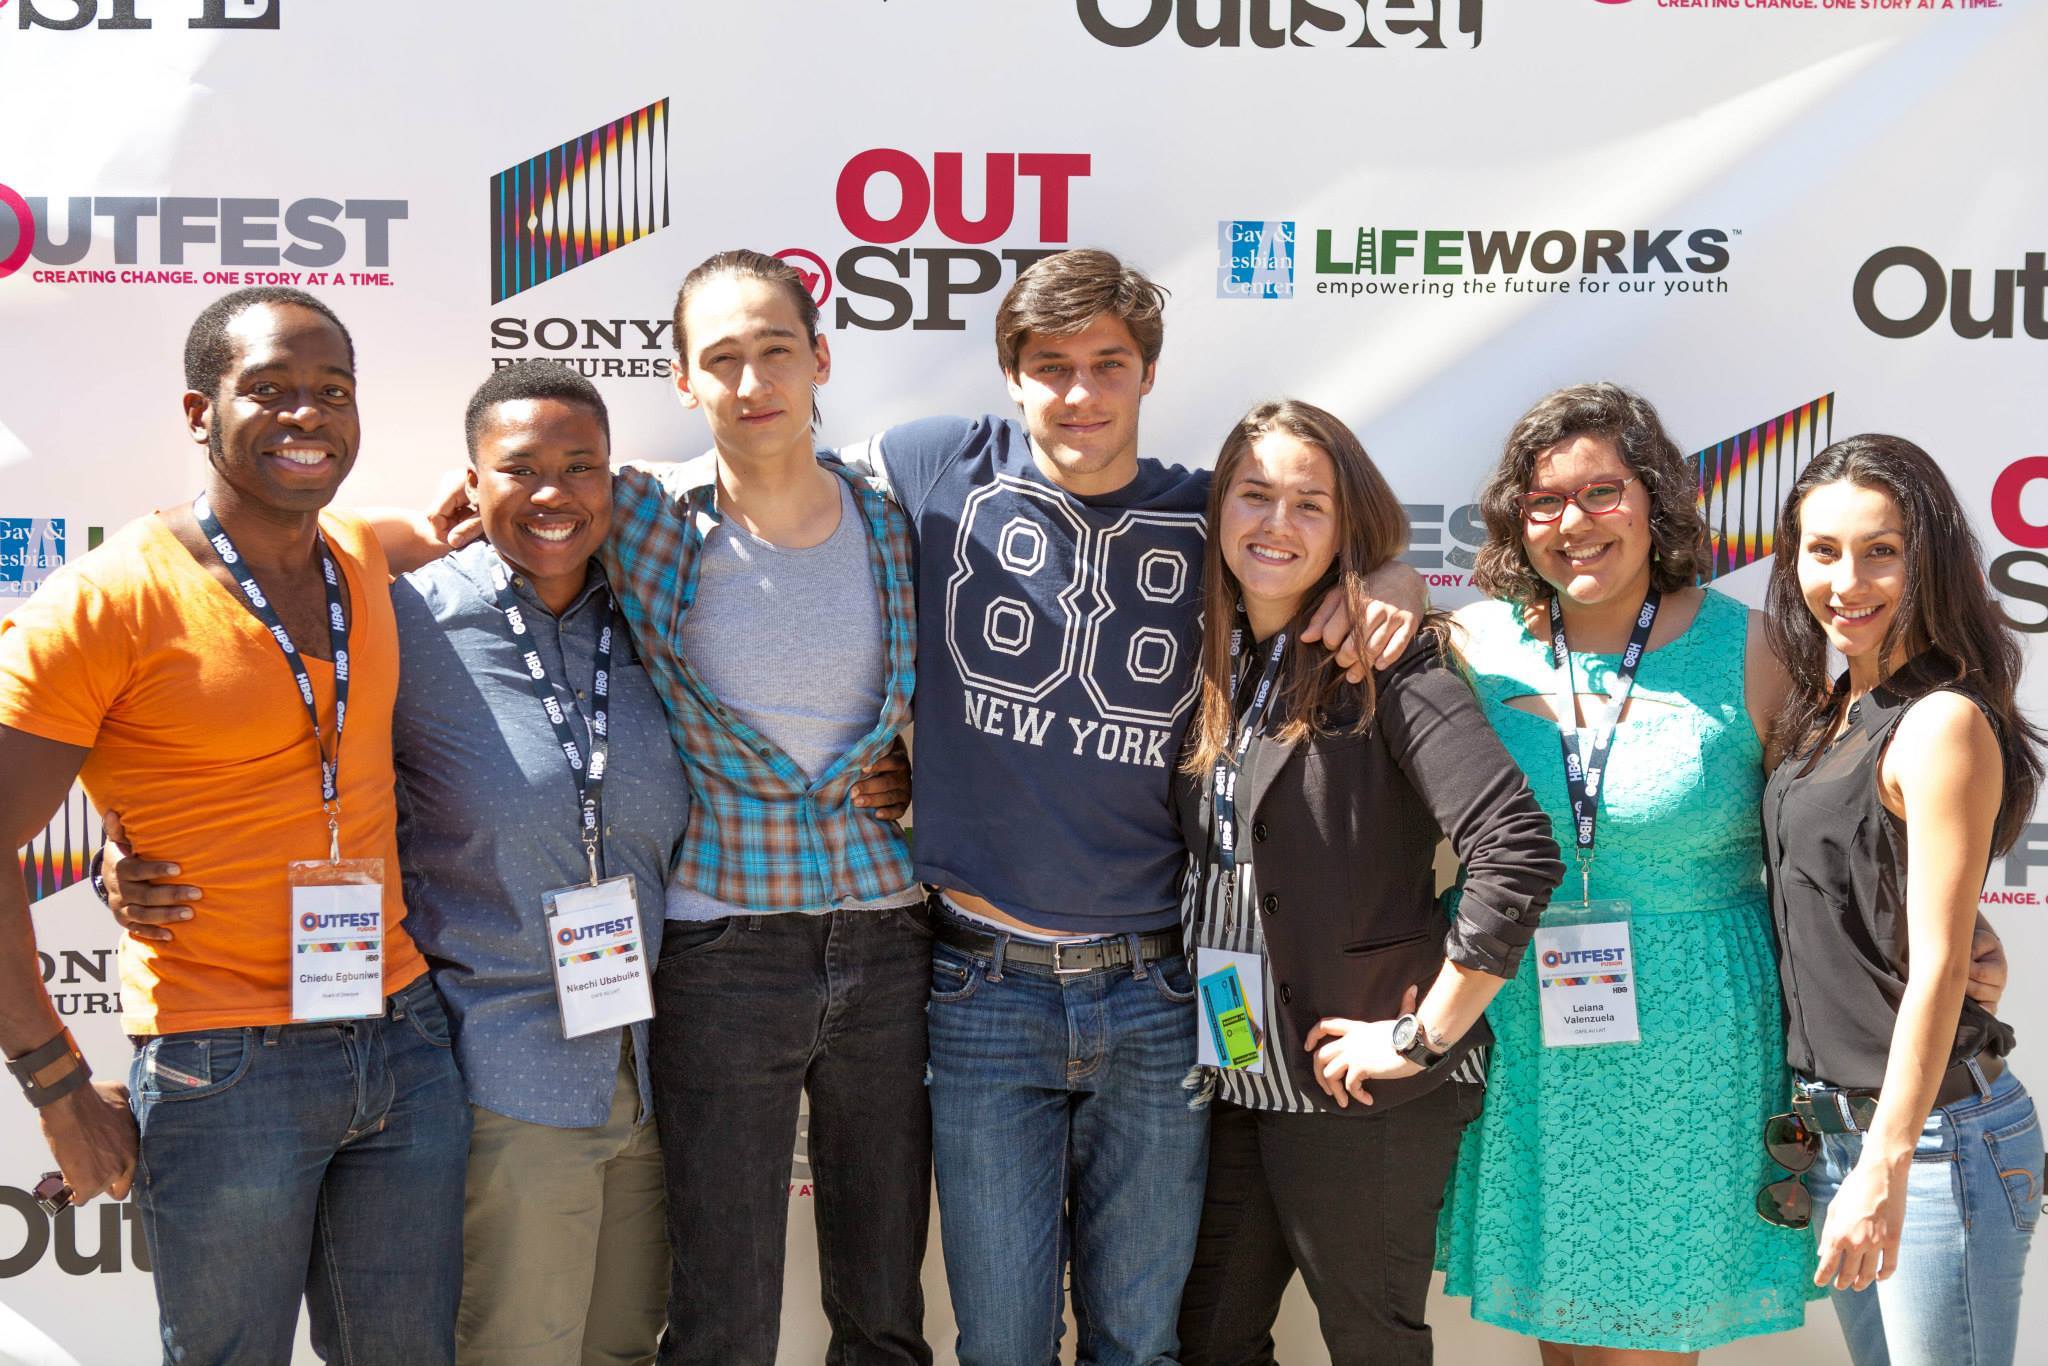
[602,453,917,913]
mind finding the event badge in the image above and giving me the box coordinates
[288,859,386,1022]
[545,876,654,1039]
[1195,948,1267,1073]
[1534,899,1640,1047]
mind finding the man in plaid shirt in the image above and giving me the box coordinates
[605,252,934,1366]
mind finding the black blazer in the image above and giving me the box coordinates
[1174,634,1563,1111]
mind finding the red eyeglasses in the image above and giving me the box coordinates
[1515,475,1638,524]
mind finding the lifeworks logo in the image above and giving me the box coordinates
[1217,220,1295,300]
[490,98,670,305]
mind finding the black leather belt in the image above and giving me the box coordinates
[932,911,1183,977]
[1794,1053,2007,1135]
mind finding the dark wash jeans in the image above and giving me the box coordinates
[650,907,934,1366]
[926,927,1209,1366]
[1177,1083,1482,1366]
[127,973,471,1365]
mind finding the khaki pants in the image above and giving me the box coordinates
[456,1044,668,1366]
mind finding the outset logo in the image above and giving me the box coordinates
[10,0,278,30]
[1077,0,1481,49]
[0,187,405,288]
[1853,247,2047,341]
[776,247,833,307]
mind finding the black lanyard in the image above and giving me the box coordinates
[192,494,350,861]
[1211,622,1288,885]
[1548,588,1660,903]
[487,561,615,885]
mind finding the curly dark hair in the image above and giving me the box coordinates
[184,287,353,396]
[1470,382,1709,604]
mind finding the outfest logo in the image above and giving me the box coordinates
[0,185,404,288]
[1077,0,1481,48]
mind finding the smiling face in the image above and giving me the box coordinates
[190,301,359,515]
[467,397,612,600]
[1795,478,1909,663]
[1219,430,1340,631]
[674,272,829,467]
[1005,312,1156,497]
[1520,433,1653,610]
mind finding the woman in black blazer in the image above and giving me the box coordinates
[1173,400,1564,1366]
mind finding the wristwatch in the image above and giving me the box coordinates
[1391,1013,1448,1068]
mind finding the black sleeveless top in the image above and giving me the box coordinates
[1761,659,2015,1090]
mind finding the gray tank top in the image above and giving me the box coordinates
[664,477,920,920]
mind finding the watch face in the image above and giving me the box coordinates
[1392,1015,1418,1052]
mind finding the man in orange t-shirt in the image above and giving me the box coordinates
[0,289,469,1365]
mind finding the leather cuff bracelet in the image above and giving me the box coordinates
[6,1029,91,1109]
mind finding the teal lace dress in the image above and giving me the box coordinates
[1436,589,1821,1350]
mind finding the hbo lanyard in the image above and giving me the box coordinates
[192,494,350,859]
[1211,624,1288,884]
[488,565,615,885]
[1549,588,1660,904]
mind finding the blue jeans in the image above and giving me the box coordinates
[127,974,472,1365]
[1803,1066,2041,1366]
[926,930,1208,1366]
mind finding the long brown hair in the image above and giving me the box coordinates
[1765,433,2043,853]
[1182,400,1425,774]
[1470,382,1709,605]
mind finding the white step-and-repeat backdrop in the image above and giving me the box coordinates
[3,1,2044,1361]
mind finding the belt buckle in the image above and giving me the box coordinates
[1049,938,1094,976]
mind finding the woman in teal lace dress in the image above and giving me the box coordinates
[1434,383,1822,1361]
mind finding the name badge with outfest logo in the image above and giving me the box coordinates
[545,878,653,1039]
[289,861,386,1021]
[1534,901,1639,1047]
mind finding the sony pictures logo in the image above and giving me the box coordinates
[1217,220,1295,301]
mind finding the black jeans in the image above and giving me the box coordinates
[1177,1081,1483,1366]
[650,907,935,1366]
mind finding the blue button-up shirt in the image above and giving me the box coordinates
[390,542,689,1128]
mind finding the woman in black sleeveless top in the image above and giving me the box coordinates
[1762,434,2044,1366]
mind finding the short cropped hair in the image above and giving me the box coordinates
[463,362,612,461]
[183,287,354,396]
[995,249,1167,378]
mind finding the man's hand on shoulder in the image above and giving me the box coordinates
[1301,560,1428,682]
[364,469,477,574]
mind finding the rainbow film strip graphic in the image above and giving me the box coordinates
[1693,393,1834,581]
[16,786,100,904]
[558,941,638,969]
[491,98,670,304]
[298,941,379,954]
[1544,973,1627,988]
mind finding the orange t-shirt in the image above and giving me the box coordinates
[0,509,426,1034]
